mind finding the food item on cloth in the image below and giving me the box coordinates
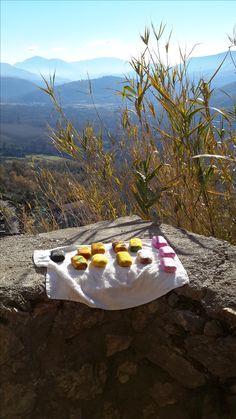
[91,254,108,268]
[77,246,92,259]
[129,238,142,252]
[160,257,176,273]
[50,249,65,263]
[112,241,120,250]
[137,250,153,265]
[71,255,88,270]
[116,251,132,267]
[113,241,128,253]
[159,246,176,258]
[152,235,168,249]
[91,242,105,255]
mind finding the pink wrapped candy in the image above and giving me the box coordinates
[152,235,168,249]
[159,246,176,258]
[160,257,176,273]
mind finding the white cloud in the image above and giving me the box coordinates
[82,38,136,60]
[51,47,66,54]
[28,45,39,53]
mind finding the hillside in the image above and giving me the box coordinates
[211,81,236,107]
[0,62,40,81]
[188,51,236,73]
[0,76,125,105]
[0,74,235,159]
[2,51,234,83]
[187,51,236,87]
[0,102,121,157]
[0,77,38,102]
[1,75,235,107]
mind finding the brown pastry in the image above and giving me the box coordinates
[77,246,92,259]
[113,241,128,253]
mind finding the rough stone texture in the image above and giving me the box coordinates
[0,215,236,419]
[106,335,133,357]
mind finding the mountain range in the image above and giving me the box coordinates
[187,51,236,87]
[1,52,235,159]
[4,56,132,81]
[1,51,236,83]
[1,51,235,107]
[0,75,125,105]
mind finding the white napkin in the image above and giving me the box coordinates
[33,240,189,310]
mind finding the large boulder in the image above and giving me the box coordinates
[0,216,235,419]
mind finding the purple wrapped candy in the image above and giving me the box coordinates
[160,257,176,273]
[152,235,168,249]
[159,246,176,258]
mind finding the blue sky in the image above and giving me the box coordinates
[1,0,236,64]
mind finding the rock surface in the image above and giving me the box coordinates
[0,215,236,419]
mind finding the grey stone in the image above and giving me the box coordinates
[0,216,235,419]
[230,382,236,394]
[220,307,236,325]
[142,403,160,419]
[57,363,107,400]
[117,361,137,383]
[101,402,121,419]
[226,395,236,416]
[204,320,223,337]
[167,293,179,307]
[149,381,178,407]
[0,215,235,311]
[174,309,204,333]
[106,334,133,356]
[185,335,236,378]
[147,341,206,388]
[201,392,221,419]
[0,324,24,366]
[0,383,36,417]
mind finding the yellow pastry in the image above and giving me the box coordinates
[91,242,105,255]
[71,255,88,270]
[91,254,108,268]
[116,251,132,267]
[77,246,92,260]
[129,238,142,252]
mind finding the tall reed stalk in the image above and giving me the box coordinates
[33,25,235,243]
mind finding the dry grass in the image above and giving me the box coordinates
[20,25,236,243]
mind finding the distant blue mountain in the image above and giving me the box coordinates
[1,51,235,106]
[14,56,132,80]
[0,62,40,81]
[0,77,38,102]
[187,51,236,87]
[0,62,70,85]
[8,51,236,86]
[2,76,125,105]
[188,51,236,73]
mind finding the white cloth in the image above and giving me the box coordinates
[33,240,189,310]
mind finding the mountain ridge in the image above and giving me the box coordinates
[13,56,131,80]
[0,75,125,105]
[1,50,235,84]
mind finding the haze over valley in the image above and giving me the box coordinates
[1,51,236,158]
